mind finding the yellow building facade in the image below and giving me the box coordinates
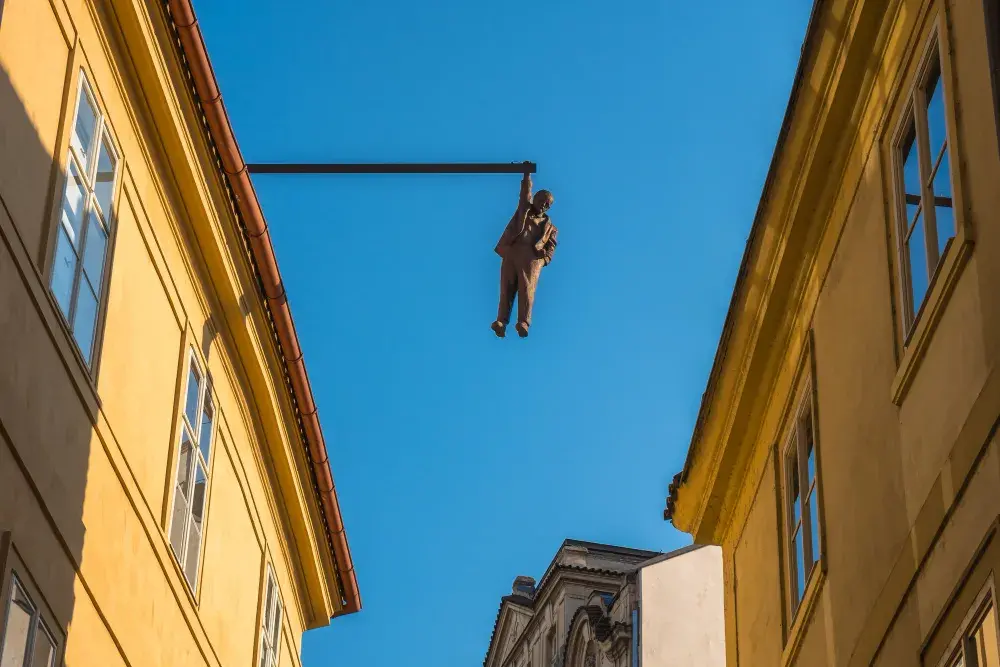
[667,0,1000,665]
[0,1,358,666]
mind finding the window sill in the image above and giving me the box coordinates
[782,562,826,667]
[890,236,973,405]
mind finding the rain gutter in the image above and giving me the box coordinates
[164,0,360,616]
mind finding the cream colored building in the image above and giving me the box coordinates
[666,0,1000,665]
[482,540,724,667]
[0,0,358,665]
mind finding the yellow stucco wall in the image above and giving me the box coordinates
[674,0,1000,664]
[0,0,341,664]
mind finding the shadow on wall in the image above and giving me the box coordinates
[0,57,92,663]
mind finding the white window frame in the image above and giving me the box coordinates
[48,71,120,371]
[258,565,283,667]
[168,351,216,593]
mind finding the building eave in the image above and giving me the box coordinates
[665,0,827,535]
[158,0,360,614]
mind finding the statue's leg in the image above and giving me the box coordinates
[496,257,517,325]
[516,258,544,330]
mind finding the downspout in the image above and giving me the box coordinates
[165,0,360,615]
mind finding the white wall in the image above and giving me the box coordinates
[639,546,725,667]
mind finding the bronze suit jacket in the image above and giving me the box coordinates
[494,198,559,266]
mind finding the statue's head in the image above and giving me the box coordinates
[532,189,554,213]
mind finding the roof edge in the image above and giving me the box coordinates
[671,0,827,507]
[162,0,360,615]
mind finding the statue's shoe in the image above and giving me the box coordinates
[515,322,529,338]
[491,321,507,338]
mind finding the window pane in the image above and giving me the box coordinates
[30,623,56,667]
[908,213,929,318]
[50,228,78,319]
[183,461,208,587]
[926,62,947,156]
[0,580,35,667]
[793,527,806,604]
[183,520,202,588]
[71,281,99,366]
[184,365,201,427]
[189,461,207,532]
[807,442,816,486]
[94,136,117,216]
[259,637,269,667]
[81,212,108,291]
[71,85,98,173]
[808,488,821,565]
[264,574,275,630]
[901,123,921,219]
[933,149,954,258]
[788,448,801,525]
[198,394,214,462]
[973,605,1000,667]
[802,409,816,484]
[169,430,196,560]
[270,601,282,650]
[60,163,87,248]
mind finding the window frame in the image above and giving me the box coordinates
[933,578,1000,667]
[166,349,217,597]
[891,30,956,336]
[781,380,823,621]
[257,564,283,667]
[777,333,827,664]
[884,9,973,405]
[45,68,122,378]
[0,533,64,667]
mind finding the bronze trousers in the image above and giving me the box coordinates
[497,245,544,327]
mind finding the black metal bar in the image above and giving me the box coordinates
[245,162,536,175]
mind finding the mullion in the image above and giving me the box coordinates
[60,151,90,327]
[928,141,948,184]
[905,203,923,240]
[797,418,815,571]
[785,444,802,610]
[182,365,206,573]
[914,63,942,271]
[66,194,97,330]
[179,430,200,571]
[71,117,104,327]
[23,596,40,667]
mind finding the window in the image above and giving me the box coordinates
[168,353,215,591]
[0,575,57,667]
[893,39,956,333]
[259,566,283,667]
[782,388,822,615]
[49,73,119,369]
[940,597,1000,667]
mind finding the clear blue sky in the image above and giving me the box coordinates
[195,2,811,664]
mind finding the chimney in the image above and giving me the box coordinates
[512,575,536,599]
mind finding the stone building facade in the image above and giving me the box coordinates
[482,540,724,667]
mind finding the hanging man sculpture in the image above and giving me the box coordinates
[491,171,558,338]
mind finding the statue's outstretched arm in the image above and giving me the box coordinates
[519,172,533,207]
